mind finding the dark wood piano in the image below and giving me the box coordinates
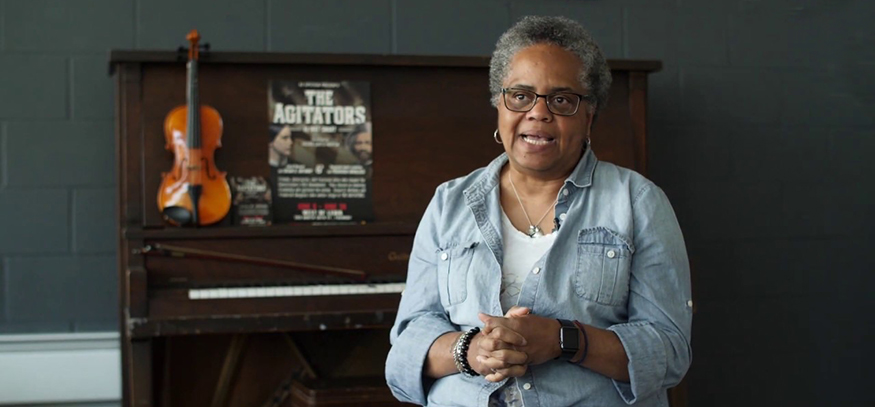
[112,51,665,407]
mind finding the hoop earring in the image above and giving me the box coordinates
[494,129,502,144]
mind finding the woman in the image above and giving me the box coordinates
[386,16,692,407]
[269,124,295,167]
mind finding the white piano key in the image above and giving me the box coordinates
[187,282,406,300]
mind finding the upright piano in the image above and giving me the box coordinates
[112,51,665,407]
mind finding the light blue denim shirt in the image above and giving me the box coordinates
[386,149,692,407]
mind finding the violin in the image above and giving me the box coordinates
[158,30,231,226]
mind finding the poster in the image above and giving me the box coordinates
[229,176,272,226]
[268,80,373,223]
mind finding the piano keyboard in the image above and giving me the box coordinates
[188,282,406,300]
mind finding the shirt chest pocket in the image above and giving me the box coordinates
[574,228,635,306]
[436,241,478,307]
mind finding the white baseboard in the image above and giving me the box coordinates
[0,332,121,405]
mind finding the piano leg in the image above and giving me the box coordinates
[282,333,318,379]
[129,340,154,407]
[161,339,171,407]
[211,334,249,407]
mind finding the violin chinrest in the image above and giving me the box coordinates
[163,206,193,226]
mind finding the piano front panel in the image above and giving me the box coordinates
[144,234,413,289]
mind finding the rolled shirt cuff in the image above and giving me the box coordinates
[386,312,457,404]
[608,322,667,404]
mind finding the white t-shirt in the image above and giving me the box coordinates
[499,210,557,313]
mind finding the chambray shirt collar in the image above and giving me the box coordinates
[463,147,598,203]
[566,146,598,189]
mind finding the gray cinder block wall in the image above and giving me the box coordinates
[0,1,872,406]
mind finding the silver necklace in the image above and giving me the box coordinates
[508,172,557,238]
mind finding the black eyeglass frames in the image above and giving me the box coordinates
[501,88,594,116]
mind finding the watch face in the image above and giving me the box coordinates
[559,320,579,360]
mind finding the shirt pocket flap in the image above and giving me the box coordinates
[436,241,479,306]
[577,227,635,254]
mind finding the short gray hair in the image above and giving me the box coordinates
[489,16,612,114]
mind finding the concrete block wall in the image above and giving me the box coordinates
[0,1,872,405]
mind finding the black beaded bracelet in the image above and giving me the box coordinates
[452,327,481,377]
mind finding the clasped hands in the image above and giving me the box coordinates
[469,306,561,382]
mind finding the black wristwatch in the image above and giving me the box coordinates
[557,319,579,361]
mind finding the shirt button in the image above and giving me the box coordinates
[532,267,540,274]
[606,250,616,259]
[558,213,567,221]
[522,383,532,390]
[562,189,569,196]
[441,253,448,261]
[687,300,694,308]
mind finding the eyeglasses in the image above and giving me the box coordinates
[501,88,593,116]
